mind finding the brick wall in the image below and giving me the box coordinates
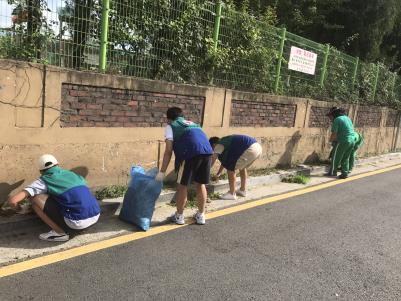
[355,106,382,127]
[60,84,205,127]
[386,110,399,127]
[308,106,331,128]
[230,100,296,127]
[308,106,351,128]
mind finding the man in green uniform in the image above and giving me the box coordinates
[326,107,358,179]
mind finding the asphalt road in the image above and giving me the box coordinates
[1,169,401,300]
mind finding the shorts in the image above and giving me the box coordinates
[177,154,211,186]
[43,197,78,234]
[235,142,262,170]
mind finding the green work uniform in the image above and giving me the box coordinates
[348,132,364,172]
[330,115,357,176]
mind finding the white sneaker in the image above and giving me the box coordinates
[39,230,69,242]
[194,211,206,225]
[169,212,185,225]
[236,190,246,197]
[219,192,237,200]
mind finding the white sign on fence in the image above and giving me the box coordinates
[288,46,318,75]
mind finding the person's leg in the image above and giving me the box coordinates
[329,143,347,176]
[175,159,193,215]
[192,155,211,225]
[239,168,247,191]
[227,170,236,194]
[195,182,207,214]
[340,142,355,177]
[31,194,66,234]
[235,143,262,194]
[348,147,356,173]
[175,184,187,215]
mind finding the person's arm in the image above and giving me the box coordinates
[160,140,173,173]
[7,191,29,208]
[216,165,225,177]
[211,153,219,167]
[330,118,338,142]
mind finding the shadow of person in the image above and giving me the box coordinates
[0,179,25,205]
[304,151,320,164]
[277,131,302,168]
[70,166,89,178]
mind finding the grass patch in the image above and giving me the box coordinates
[94,185,128,200]
[208,192,221,200]
[282,174,310,185]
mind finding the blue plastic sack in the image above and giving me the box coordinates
[119,167,162,231]
[130,165,145,177]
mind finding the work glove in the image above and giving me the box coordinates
[155,171,165,182]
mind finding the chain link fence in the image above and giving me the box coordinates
[1,0,400,108]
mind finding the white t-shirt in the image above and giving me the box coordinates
[165,125,174,141]
[24,179,100,230]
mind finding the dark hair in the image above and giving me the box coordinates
[166,107,183,121]
[327,107,346,118]
[209,136,220,146]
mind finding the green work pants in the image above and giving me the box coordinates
[349,134,364,172]
[330,140,355,176]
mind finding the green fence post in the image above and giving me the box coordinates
[209,1,222,84]
[372,64,380,102]
[352,57,359,87]
[274,27,286,93]
[99,0,110,72]
[319,44,330,88]
[213,1,222,51]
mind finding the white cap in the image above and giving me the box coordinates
[38,154,58,171]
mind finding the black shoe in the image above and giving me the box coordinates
[338,174,348,179]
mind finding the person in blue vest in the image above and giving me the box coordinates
[209,135,262,200]
[156,107,213,225]
[6,154,101,242]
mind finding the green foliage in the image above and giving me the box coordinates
[1,0,400,108]
[94,185,127,200]
[282,174,310,184]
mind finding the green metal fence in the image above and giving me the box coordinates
[1,0,400,108]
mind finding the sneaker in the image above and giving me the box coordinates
[169,212,185,225]
[39,230,69,242]
[338,174,348,179]
[219,192,237,200]
[194,211,206,225]
[236,189,246,197]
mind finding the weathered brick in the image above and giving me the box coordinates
[94,122,111,127]
[111,111,126,116]
[230,99,295,127]
[87,104,103,110]
[79,109,97,116]
[125,111,139,117]
[103,116,118,122]
[70,102,86,109]
[61,83,205,128]
[78,121,95,127]
[87,116,104,122]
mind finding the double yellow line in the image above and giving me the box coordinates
[1,164,401,278]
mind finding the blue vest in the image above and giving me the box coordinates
[218,135,256,171]
[170,118,213,170]
[41,166,101,220]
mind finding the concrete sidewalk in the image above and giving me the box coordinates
[1,152,401,266]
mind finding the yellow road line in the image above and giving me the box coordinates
[1,163,401,278]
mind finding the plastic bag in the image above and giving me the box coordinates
[119,167,162,231]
